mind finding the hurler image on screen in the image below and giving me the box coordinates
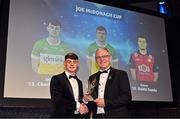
[31,20,71,78]
[129,36,159,82]
[87,26,118,74]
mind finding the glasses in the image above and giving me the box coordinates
[95,55,110,60]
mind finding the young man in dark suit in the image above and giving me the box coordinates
[50,53,88,118]
[84,47,132,118]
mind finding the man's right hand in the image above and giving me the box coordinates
[79,103,88,115]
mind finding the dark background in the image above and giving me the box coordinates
[0,0,180,118]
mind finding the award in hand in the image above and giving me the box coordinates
[85,78,98,102]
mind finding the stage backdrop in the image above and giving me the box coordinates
[4,0,172,101]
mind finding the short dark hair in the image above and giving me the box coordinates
[96,26,107,34]
[138,35,146,39]
[49,19,61,26]
[65,53,78,60]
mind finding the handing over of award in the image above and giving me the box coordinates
[84,77,98,102]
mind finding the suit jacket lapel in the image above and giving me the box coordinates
[104,68,114,97]
[76,79,82,102]
[63,72,74,98]
[94,72,100,99]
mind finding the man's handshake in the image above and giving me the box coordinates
[79,103,89,115]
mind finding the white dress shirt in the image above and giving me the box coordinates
[97,66,110,114]
[65,71,80,114]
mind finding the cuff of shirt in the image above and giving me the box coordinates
[82,98,88,104]
[76,101,80,111]
[74,102,80,114]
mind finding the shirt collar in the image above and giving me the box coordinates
[65,71,76,79]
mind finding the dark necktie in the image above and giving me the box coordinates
[69,75,78,79]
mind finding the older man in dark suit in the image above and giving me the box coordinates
[84,47,132,118]
[50,53,88,118]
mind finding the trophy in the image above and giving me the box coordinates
[85,77,98,102]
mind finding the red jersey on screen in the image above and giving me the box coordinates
[132,52,155,82]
